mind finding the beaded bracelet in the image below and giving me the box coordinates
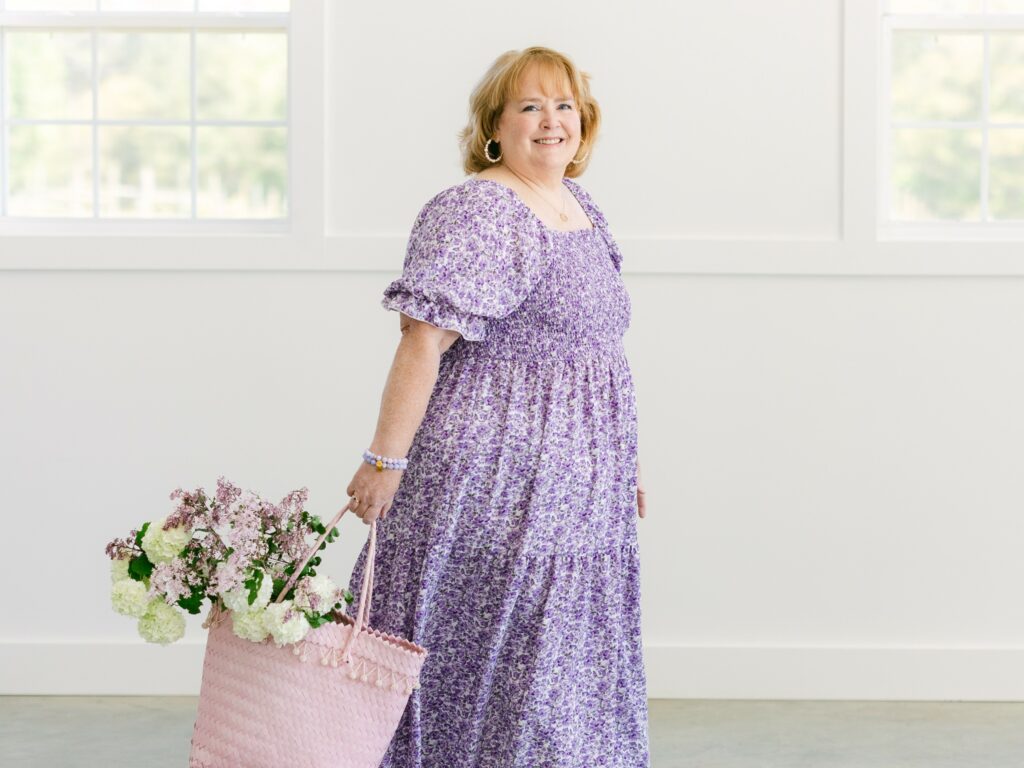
[362,449,409,472]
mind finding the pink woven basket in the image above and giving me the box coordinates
[189,509,427,768]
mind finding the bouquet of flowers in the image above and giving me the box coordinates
[104,476,354,647]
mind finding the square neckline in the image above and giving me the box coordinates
[468,176,598,235]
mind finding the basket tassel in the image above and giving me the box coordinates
[290,641,413,692]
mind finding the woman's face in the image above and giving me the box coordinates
[493,67,582,177]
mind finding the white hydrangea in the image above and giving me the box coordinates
[294,574,343,616]
[221,570,273,614]
[262,600,311,647]
[110,556,131,584]
[137,598,186,645]
[231,608,270,643]
[110,578,149,618]
[141,518,191,565]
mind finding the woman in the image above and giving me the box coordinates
[344,46,650,767]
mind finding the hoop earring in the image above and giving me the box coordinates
[484,138,502,163]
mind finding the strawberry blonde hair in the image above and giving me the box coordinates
[458,46,601,178]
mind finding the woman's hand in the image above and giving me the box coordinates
[342,319,451,526]
[636,459,646,519]
[346,461,404,525]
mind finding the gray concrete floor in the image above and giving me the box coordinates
[2,697,1023,767]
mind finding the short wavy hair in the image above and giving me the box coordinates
[458,46,601,178]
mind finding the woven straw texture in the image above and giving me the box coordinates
[189,517,428,767]
[189,607,427,767]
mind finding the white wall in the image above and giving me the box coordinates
[3,0,1024,699]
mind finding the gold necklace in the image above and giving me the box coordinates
[507,168,569,222]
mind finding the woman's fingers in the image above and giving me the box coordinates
[348,493,370,521]
[360,504,385,526]
[636,459,646,518]
[347,461,403,524]
[347,493,390,525]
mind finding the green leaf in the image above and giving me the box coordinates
[128,552,154,581]
[245,569,264,606]
[134,522,151,547]
[177,587,204,615]
[271,576,289,602]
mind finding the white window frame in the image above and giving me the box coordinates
[2,0,1024,275]
[879,2,1024,243]
[0,0,323,269]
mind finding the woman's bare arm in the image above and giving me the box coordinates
[345,313,461,524]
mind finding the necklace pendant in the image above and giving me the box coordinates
[559,212,568,222]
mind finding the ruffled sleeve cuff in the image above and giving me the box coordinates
[381,282,489,342]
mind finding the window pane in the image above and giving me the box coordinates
[196,31,286,121]
[891,127,982,221]
[6,31,92,120]
[100,0,196,10]
[891,31,983,121]
[8,124,93,217]
[4,0,97,9]
[199,0,289,10]
[887,0,984,11]
[98,126,190,217]
[98,31,191,120]
[197,126,286,218]
[989,130,1024,219]
[990,33,1024,122]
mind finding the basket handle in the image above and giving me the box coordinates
[273,506,378,664]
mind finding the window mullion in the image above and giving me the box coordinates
[193,0,198,218]
[981,28,991,223]
[92,27,98,218]
[190,27,196,220]
[879,16,893,228]
[1,26,6,218]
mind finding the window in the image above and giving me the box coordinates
[881,0,1024,237]
[0,0,290,230]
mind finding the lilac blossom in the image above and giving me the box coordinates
[104,476,344,645]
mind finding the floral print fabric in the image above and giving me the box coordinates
[346,176,649,767]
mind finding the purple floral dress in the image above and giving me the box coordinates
[346,176,649,768]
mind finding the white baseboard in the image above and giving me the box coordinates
[4,641,1024,700]
[2,640,208,695]
[642,644,1024,701]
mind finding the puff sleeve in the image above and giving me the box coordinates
[381,182,545,342]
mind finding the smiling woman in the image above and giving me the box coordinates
[459,46,602,181]
[342,45,650,768]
